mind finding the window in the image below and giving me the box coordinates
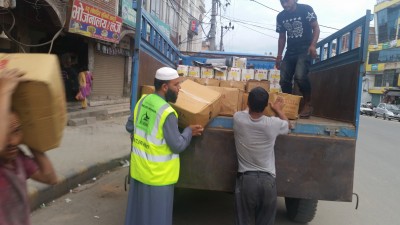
[374,70,398,87]
[376,6,400,43]
[368,47,400,64]
[375,74,383,87]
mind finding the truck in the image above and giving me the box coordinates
[130,3,371,223]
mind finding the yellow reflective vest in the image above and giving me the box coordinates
[130,94,180,185]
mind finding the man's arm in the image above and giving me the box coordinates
[270,96,290,130]
[308,20,320,59]
[163,114,193,154]
[276,32,286,70]
[30,151,58,185]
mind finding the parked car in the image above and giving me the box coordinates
[360,103,373,116]
[373,103,400,121]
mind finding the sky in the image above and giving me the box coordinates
[203,0,377,55]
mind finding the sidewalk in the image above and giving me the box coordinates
[28,98,133,210]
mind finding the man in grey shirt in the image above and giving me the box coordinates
[233,87,289,225]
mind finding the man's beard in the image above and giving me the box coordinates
[165,88,178,103]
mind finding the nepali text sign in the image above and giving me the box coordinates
[69,0,122,43]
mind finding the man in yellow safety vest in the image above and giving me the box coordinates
[124,67,204,225]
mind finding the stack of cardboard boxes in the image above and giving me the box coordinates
[142,62,302,127]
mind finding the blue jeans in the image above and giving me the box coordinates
[279,53,312,95]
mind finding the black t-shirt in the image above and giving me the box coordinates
[276,4,317,55]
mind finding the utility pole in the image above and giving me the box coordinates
[209,0,217,50]
[219,22,234,51]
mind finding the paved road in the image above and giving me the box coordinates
[31,116,400,225]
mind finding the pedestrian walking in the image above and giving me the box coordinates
[275,0,320,118]
[76,67,93,109]
[124,67,204,225]
[233,87,290,225]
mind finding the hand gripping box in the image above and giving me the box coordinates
[171,80,221,128]
[0,54,67,152]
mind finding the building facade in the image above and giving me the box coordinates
[365,0,400,106]
[1,0,205,101]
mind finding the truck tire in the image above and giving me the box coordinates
[285,197,318,223]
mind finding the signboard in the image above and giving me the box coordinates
[190,20,199,35]
[69,0,122,43]
[121,0,136,28]
[371,64,378,71]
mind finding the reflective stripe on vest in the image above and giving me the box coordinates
[130,94,179,185]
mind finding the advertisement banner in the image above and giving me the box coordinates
[122,0,136,28]
[69,0,122,43]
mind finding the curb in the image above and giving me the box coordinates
[29,155,130,211]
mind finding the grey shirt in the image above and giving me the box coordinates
[125,96,192,154]
[233,110,289,177]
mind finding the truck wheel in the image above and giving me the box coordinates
[285,197,318,223]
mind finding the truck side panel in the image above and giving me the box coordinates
[177,130,355,202]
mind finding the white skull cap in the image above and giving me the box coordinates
[155,67,179,80]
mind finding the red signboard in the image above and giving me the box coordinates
[69,0,122,43]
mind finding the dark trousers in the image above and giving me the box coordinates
[279,53,312,95]
[234,172,277,225]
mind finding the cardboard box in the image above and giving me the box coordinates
[214,69,227,80]
[200,67,214,79]
[227,67,241,81]
[177,65,189,76]
[246,80,270,93]
[242,92,301,119]
[171,80,221,128]
[269,69,281,93]
[219,80,246,91]
[232,57,247,69]
[188,66,201,78]
[195,78,220,87]
[207,86,243,116]
[241,69,255,81]
[242,93,249,110]
[0,54,67,152]
[255,69,269,80]
[141,85,155,96]
[264,92,302,119]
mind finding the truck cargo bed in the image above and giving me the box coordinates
[207,116,356,138]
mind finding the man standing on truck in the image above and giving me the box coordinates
[233,87,290,225]
[275,0,320,118]
[124,67,204,225]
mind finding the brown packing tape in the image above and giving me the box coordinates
[195,78,220,86]
[219,80,246,91]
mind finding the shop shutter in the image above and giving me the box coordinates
[91,52,125,97]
